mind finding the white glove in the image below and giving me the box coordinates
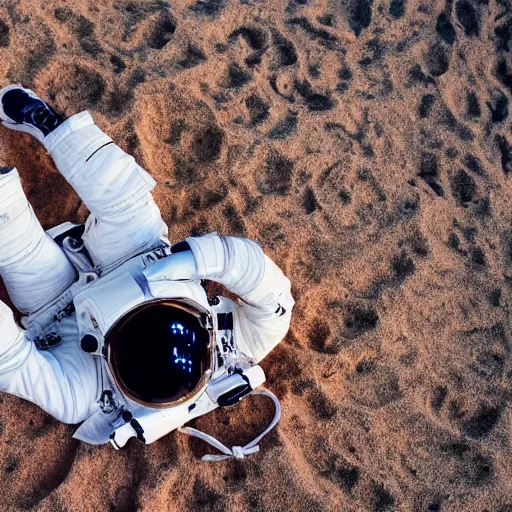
[143,250,198,283]
[186,233,266,298]
[185,232,225,278]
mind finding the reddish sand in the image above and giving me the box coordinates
[1,0,512,510]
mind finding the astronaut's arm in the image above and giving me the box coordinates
[0,300,99,424]
[185,234,294,363]
[0,300,28,374]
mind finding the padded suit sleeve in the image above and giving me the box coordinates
[0,301,100,424]
[186,234,294,363]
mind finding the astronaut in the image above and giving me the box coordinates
[0,85,294,461]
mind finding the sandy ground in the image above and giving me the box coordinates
[0,0,512,510]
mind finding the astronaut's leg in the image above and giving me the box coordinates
[0,167,75,313]
[0,85,168,272]
[42,113,168,271]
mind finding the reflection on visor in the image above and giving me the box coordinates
[107,302,212,407]
[171,323,196,374]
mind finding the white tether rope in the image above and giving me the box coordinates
[178,389,281,462]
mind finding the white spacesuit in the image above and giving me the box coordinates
[0,86,294,460]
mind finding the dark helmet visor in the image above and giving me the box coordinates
[107,300,213,407]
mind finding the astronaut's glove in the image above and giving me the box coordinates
[145,233,266,299]
[186,233,266,299]
[184,233,225,278]
[143,235,222,283]
[143,249,198,282]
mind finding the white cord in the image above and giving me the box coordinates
[178,388,281,462]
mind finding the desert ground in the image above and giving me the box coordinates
[0,0,512,510]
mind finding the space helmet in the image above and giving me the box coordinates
[104,298,215,408]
